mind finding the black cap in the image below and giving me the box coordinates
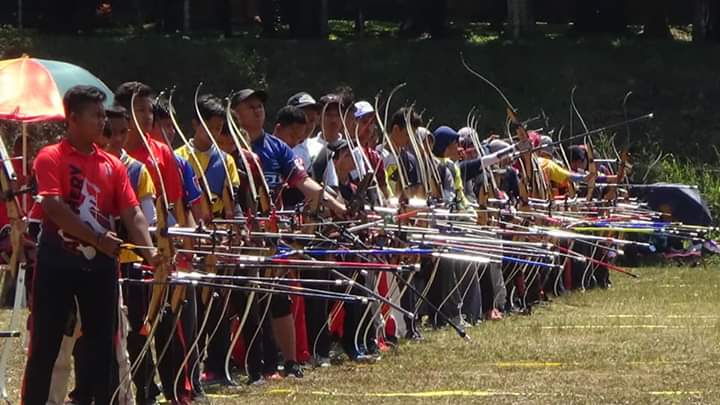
[287,92,320,109]
[327,138,349,154]
[231,88,268,107]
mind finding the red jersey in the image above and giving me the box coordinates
[27,201,43,224]
[34,138,138,237]
[126,135,182,204]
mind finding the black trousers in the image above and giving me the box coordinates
[23,242,118,405]
[122,264,161,404]
[399,262,427,335]
[303,271,330,358]
[200,291,233,377]
[426,258,462,327]
[341,271,375,354]
[229,291,279,376]
[155,286,197,400]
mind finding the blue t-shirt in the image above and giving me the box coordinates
[251,131,304,197]
[174,154,202,204]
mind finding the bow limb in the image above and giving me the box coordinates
[193,83,237,210]
[223,98,261,212]
[359,264,386,354]
[349,105,387,206]
[605,91,633,203]
[384,83,407,133]
[403,106,431,198]
[570,87,597,202]
[128,89,176,334]
[225,100,273,215]
[339,106,371,194]
[113,90,178,405]
[556,127,578,199]
[221,105,274,380]
[460,53,517,113]
[459,57,538,202]
[148,94,199,381]
[375,89,409,196]
[0,131,25,402]
[414,118,444,202]
[167,88,215,215]
[172,252,218,400]
[224,269,256,381]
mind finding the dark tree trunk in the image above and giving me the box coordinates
[354,2,365,34]
[572,0,626,34]
[693,0,720,42]
[398,0,448,38]
[216,0,232,36]
[288,0,327,38]
[507,0,534,38]
[152,0,183,33]
[644,0,670,38]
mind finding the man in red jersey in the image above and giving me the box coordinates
[114,81,207,224]
[22,85,161,405]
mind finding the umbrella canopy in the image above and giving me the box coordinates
[0,56,114,122]
[633,183,713,226]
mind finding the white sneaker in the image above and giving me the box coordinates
[312,355,331,368]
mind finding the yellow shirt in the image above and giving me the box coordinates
[537,157,571,187]
[120,151,156,201]
[175,143,240,215]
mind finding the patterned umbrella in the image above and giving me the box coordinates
[0,56,113,122]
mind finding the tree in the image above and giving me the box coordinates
[507,0,534,38]
[398,0,448,38]
[693,0,720,42]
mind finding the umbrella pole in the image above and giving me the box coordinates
[21,123,26,212]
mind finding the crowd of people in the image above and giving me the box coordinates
[6,81,660,405]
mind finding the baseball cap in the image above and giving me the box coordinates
[231,88,268,106]
[353,101,375,119]
[288,92,319,109]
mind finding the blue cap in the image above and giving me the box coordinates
[432,126,460,157]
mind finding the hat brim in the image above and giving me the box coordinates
[237,89,268,104]
[297,102,322,110]
[354,111,376,119]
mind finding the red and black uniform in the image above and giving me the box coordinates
[22,139,138,405]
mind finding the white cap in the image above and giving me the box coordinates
[353,100,375,118]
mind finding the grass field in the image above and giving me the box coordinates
[2,264,718,404]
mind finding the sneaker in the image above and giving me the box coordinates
[365,342,380,356]
[311,355,331,368]
[283,361,304,378]
[348,351,377,363]
[247,373,266,386]
[201,370,236,386]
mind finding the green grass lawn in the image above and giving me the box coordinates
[5,264,716,404]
